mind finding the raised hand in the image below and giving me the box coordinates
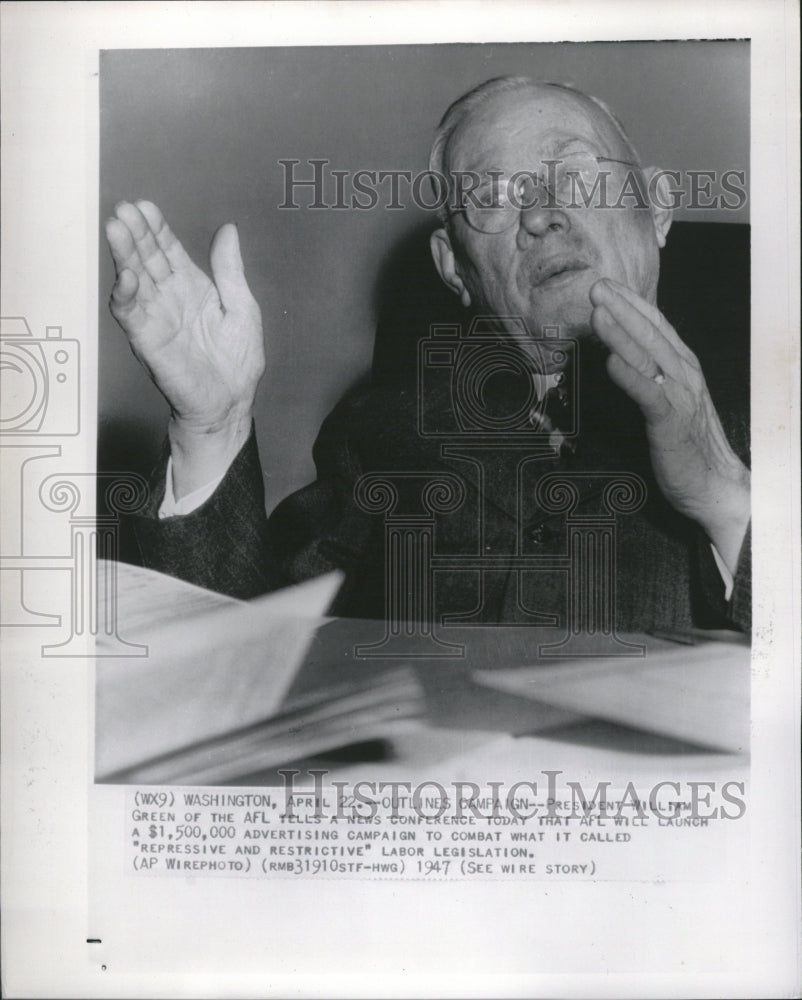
[105,201,265,497]
[590,277,750,575]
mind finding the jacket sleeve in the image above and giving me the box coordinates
[264,399,385,618]
[127,408,385,614]
[692,350,751,634]
[128,426,285,600]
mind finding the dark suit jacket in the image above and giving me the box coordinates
[128,222,751,633]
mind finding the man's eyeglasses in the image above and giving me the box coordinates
[450,155,638,234]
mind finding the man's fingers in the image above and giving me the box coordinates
[590,280,679,378]
[109,268,149,335]
[592,302,667,381]
[106,216,160,303]
[603,279,698,365]
[105,217,146,280]
[114,201,172,284]
[606,353,671,421]
[110,267,139,308]
[136,200,195,272]
[209,223,258,318]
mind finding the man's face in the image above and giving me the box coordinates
[433,86,668,341]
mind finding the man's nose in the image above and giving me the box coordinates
[516,202,570,247]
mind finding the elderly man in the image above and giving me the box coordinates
[105,77,750,633]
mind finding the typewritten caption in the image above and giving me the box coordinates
[126,776,746,881]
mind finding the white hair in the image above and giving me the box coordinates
[428,76,641,224]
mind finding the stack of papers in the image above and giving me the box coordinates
[472,631,750,754]
[99,666,424,785]
[95,562,751,784]
[95,562,423,783]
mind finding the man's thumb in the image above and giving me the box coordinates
[210,223,255,315]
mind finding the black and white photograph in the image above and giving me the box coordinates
[1,3,799,997]
[95,39,753,781]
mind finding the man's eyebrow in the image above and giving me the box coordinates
[548,137,603,157]
[449,131,610,180]
[451,159,504,178]
[453,140,605,177]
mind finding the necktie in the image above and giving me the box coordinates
[529,379,573,455]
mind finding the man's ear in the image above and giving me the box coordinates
[430,227,472,308]
[641,166,674,249]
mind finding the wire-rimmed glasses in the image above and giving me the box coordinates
[451,155,638,234]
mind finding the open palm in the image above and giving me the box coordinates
[105,200,265,432]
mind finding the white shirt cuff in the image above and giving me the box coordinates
[158,457,226,519]
[710,543,735,601]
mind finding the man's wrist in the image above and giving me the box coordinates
[168,410,253,500]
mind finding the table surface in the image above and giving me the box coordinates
[95,560,751,785]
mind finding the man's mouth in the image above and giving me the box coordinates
[532,257,591,288]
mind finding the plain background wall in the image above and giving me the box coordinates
[99,41,749,511]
